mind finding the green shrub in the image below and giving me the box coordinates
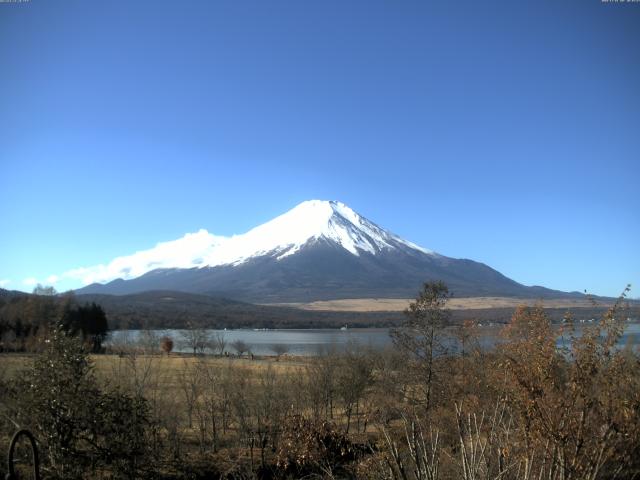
[12,326,151,479]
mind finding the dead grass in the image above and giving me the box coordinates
[0,352,309,388]
[0,353,35,379]
[268,296,611,312]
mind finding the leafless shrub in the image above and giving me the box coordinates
[212,331,227,355]
[180,325,211,355]
[270,343,290,359]
[231,339,250,357]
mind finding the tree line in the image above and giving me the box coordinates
[0,281,638,479]
[0,287,109,353]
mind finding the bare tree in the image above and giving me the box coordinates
[212,332,227,356]
[113,346,163,399]
[137,329,160,354]
[253,366,290,468]
[230,367,255,466]
[335,345,374,433]
[178,359,202,429]
[32,284,57,296]
[270,343,290,360]
[192,358,229,452]
[180,325,211,356]
[306,347,338,421]
[231,339,250,357]
[380,413,441,480]
[108,330,134,356]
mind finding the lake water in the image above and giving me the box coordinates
[108,322,640,356]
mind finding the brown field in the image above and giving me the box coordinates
[0,352,316,402]
[1,352,308,386]
[93,352,308,379]
[2,304,638,480]
[269,296,611,312]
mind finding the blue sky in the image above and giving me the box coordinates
[0,0,638,298]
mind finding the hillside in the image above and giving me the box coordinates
[75,200,586,302]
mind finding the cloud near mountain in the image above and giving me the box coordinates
[72,200,582,302]
[57,200,433,288]
[60,229,224,286]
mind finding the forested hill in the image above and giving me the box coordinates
[2,288,634,333]
[0,287,393,330]
[0,289,109,352]
[74,290,402,329]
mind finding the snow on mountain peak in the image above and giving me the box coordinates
[59,200,434,286]
[199,199,433,264]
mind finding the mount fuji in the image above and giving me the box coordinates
[75,200,577,302]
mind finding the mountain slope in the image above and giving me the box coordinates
[75,200,582,302]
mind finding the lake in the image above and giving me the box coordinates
[107,322,640,356]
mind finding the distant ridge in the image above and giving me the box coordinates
[76,200,586,303]
[4,288,630,330]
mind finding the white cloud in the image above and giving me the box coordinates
[46,274,59,284]
[23,277,38,287]
[52,201,422,288]
[62,229,224,286]
[0,279,10,288]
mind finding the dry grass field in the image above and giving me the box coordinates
[270,296,611,312]
[91,352,309,382]
[0,352,308,398]
[2,300,639,480]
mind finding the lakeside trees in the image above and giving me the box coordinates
[180,323,212,356]
[0,292,109,352]
[0,282,638,479]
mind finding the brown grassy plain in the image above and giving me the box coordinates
[269,296,614,311]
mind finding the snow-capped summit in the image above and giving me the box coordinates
[74,200,572,302]
[203,200,433,266]
[68,201,432,287]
